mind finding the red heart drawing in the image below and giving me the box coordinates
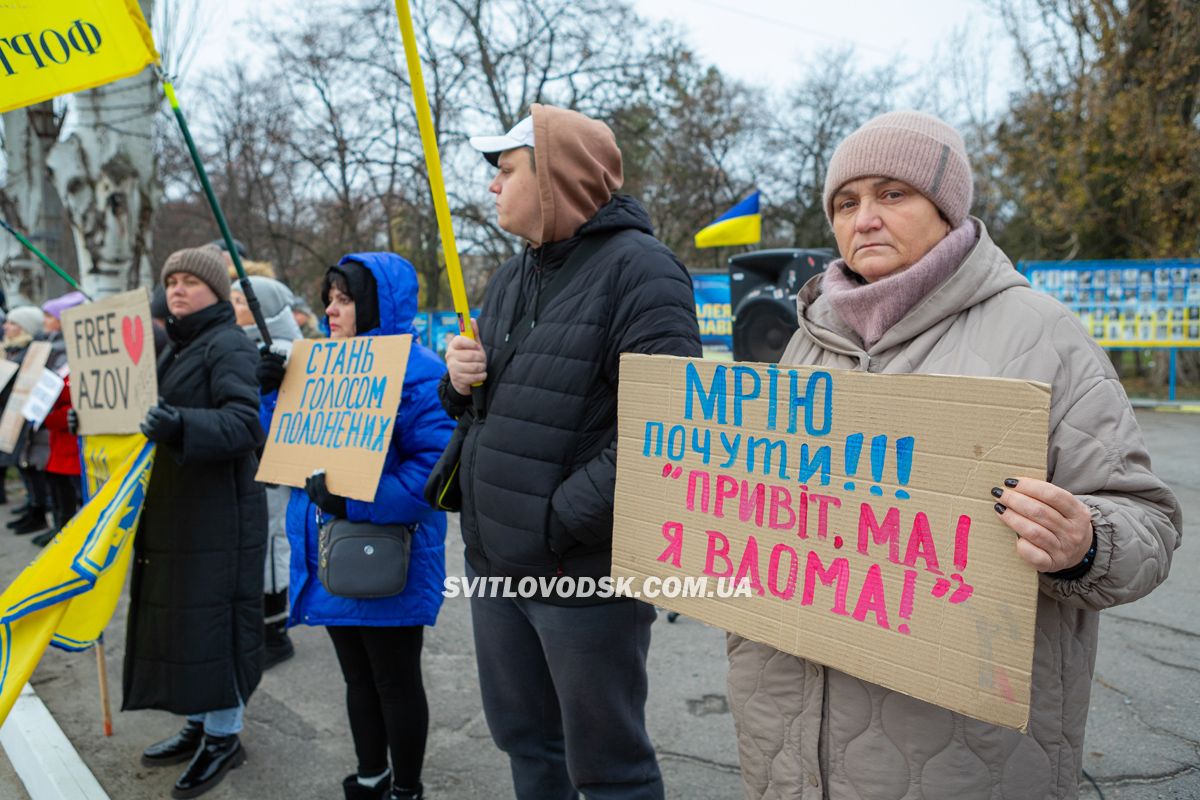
[122,316,145,365]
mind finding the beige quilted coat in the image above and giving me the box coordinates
[727,221,1182,800]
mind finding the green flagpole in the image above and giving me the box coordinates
[0,218,92,301]
[159,74,272,347]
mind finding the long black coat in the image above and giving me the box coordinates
[123,302,267,714]
[440,196,701,604]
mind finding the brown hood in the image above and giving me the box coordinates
[531,103,623,244]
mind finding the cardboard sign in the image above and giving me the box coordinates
[61,289,158,435]
[612,354,1050,732]
[22,368,67,427]
[256,335,411,502]
[0,361,19,394]
[0,342,52,453]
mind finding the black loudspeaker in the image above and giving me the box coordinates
[729,249,835,362]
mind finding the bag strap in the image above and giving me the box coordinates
[482,231,616,413]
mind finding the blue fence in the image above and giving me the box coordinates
[1018,259,1200,400]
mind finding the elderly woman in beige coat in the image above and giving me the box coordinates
[726,111,1182,800]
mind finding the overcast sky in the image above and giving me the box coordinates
[186,0,1011,97]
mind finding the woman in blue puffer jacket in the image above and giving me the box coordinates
[258,253,454,800]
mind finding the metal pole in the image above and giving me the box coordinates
[1169,348,1177,402]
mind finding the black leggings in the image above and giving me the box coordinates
[46,473,80,528]
[326,625,427,787]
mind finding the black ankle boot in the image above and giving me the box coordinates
[31,528,57,547]
[8,506,47,533]
[142,720,205,766]
[343,772,391,800]
[172,734,245,798]
[389,783,424,800]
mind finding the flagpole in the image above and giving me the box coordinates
[95,635,113,736]
[158,74,273,348]
[391,0,485,415]
[0,219,92,300]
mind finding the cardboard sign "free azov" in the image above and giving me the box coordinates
[62,289,157,435]
[612,354,1050,732]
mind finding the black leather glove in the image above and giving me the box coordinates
[257,348,287,394]
[305,471,348,518]
[140,400,183,444]
[67,408,79,436]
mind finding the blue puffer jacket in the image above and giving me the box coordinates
[261,252,455,627]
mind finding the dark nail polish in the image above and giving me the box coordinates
[994,502,1007,514]
[1004,478,1018,488]
[990,487,1003,499]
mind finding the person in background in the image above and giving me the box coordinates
[725,110,1182,800]
[1,306,43,515]
[126,247,267,799]
[230,274,303,670]
[29,291,88,547]
[5,304,56,535]
[258,253,454,800]
[149,285,170,355]
[288,292,322,339]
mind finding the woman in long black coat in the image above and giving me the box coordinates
[124,246,268,799]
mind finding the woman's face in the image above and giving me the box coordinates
[325,285,357,338]
[230,292,255,327]
[2,321,20,339]
[165,272,219,318]
[831,177,951,283]
[42,313,61,334]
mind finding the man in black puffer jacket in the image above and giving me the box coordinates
[441,105,700,799]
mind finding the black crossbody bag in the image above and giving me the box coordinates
[423,232,615,512]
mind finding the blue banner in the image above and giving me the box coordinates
[692,273,733,354]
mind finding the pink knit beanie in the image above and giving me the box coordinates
[823,111,973,227]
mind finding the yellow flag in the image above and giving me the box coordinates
[0,0,159,114]
[0,435,154,724]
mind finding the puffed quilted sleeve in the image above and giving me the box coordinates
[1038,368,1182,611]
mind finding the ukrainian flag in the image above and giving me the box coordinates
[694,191,762,249]
[0,435,154,724]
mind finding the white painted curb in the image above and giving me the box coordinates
[1,683,109,800]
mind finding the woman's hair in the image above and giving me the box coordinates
[321,269,352,307]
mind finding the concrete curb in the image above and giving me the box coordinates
[0,683,109,800]
[1130,399,1200,413]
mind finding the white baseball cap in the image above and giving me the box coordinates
[469,116,535,166]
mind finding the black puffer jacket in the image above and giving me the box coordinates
[123,301,267,714]
[441,195,701,604]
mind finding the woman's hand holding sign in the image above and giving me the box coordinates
[991,478,1095,575]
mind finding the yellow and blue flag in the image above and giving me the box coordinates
[0,435,154,724]
[694,191,762,249]
[0,0,159,114]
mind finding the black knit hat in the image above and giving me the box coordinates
[323,261,379,334]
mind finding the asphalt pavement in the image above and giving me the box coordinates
[1,409,1196,799]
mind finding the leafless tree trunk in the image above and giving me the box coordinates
[1,102,74,303]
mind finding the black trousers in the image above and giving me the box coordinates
[469,567,663,800]
[19,465,48,508]
[46,472,80,528]
[326,625,427,787]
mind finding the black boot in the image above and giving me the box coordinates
[171,734,245,798]
[142,720,205,766]
[31,529,57,547]
[8,506,46,532]
[262,590,295,670]
[343,773,391,800]
[389,783,424,800]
